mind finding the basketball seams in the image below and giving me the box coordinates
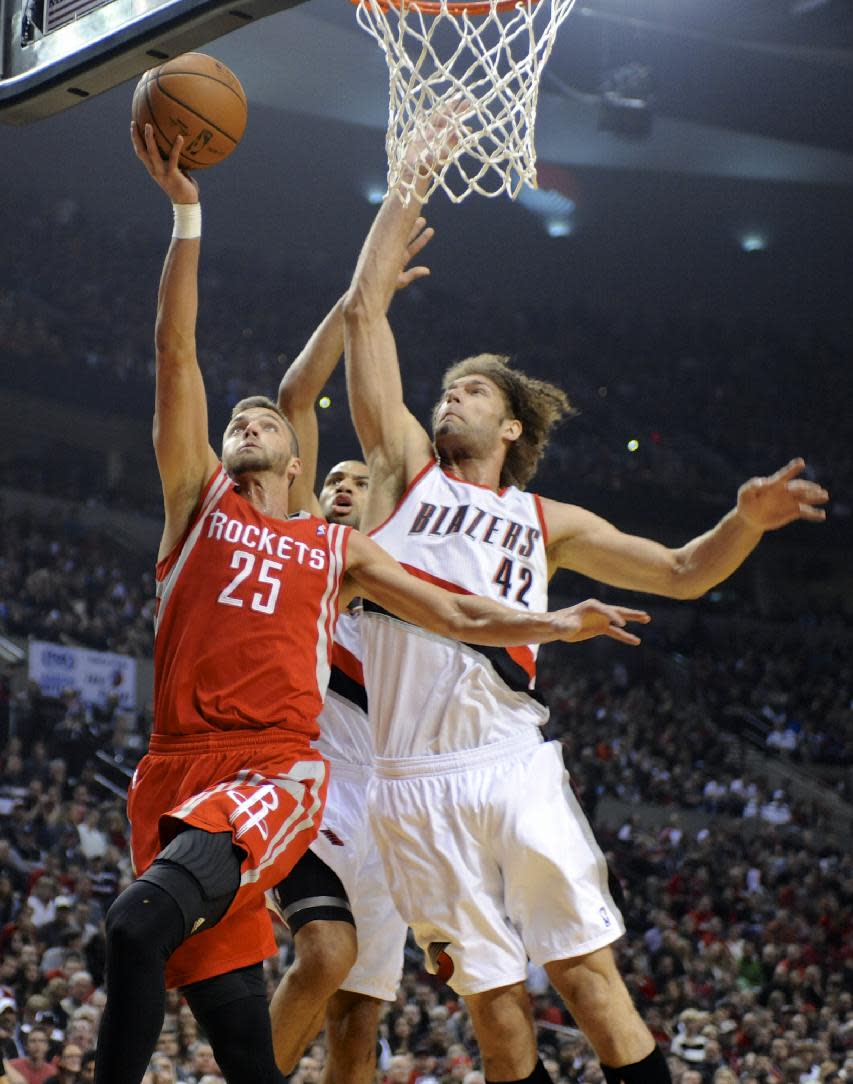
[131,53,247,170]
[152,68,246,105]
[141,76,176,161]
[153,75,242,147]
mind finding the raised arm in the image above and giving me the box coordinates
[343,185,436,526]
[544,459,829,599]
[342,530,650,647]
[279,223,435,515]
[132,123,218,559]
[277,295,346,515]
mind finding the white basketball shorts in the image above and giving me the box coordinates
[311,761,408,1001]
[368,729,625,996]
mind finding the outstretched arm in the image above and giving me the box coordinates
[279,221,434,514]
[132,122,218,559]
[277,295,346,516]
[343,191,436,526]
[343,531,650,647]
[545,458,829,599]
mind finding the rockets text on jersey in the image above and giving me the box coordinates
[153,465,350,741]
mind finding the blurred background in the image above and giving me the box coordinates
[0,1,850,1082]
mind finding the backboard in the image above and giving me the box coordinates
[0,0,307,124]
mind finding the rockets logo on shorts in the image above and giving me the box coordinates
[227,783,280,840]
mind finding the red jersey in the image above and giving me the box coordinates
[153,465,350,741]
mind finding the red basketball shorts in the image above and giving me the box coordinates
[127,729,328,988]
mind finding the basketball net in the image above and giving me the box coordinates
[354,0,578,203]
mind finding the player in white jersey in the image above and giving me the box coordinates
[341,137,829,1084]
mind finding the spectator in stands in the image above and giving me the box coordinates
[7,1026,55,1084]
[43,1042,83,1084]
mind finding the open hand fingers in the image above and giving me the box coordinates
[610,606,651,625]
[786,479,829,504]
[604,626,642,646]
[795,504,827,522]
[405,224,434,263]
[398,266,431,288]
[768,457,806,485]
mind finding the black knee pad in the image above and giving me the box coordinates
[138,829,243,939]
[273,849,353,934]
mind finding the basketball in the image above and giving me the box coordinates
[131,53,248,170]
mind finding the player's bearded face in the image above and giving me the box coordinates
[222,409,295,479]
[432,377,508,458]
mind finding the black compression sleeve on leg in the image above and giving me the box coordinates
[273,848,353,934]
[486,1057,553,1084]
[603,1046,672,1084]
[95,880,186,1084]
[138,828,242,938]
[184,968,285,1084]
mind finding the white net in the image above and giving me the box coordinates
[354,0,578,203]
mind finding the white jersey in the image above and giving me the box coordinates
[364,462,550,757]
[314,608,373,766]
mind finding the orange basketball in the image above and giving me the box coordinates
[131,53,247,171]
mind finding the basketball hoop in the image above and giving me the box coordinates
[352,0,578,202]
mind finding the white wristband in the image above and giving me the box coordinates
[172,202,201,240]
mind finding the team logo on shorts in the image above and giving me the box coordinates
[428,941,455,983]
[226,784,279,840]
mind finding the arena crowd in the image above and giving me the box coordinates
[0,201,850,1084]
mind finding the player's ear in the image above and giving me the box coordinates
[502,418,522,444]
[287,456,303,486]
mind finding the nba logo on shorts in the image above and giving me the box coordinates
[599,906,611,927]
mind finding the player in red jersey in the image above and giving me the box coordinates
[94,124,652,1084]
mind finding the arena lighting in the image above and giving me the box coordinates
[365,186,385,206]
[519,186,576,237]
[318,396,331,409]
[546,218,573,238]
[740,233,768,253]
[518,187,576,217]
[627,439,640,452]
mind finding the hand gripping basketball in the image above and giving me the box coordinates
[131,52,248,171]
[131,121,199,206]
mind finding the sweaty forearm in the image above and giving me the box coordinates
[446,594,565,647]
[674,507,764,598]
[347,188,425,319]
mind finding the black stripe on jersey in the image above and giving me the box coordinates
[327,664,368,714]
[361,600,545,705]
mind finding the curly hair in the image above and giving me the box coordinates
[437,354,573,490]
[228,395,300,457]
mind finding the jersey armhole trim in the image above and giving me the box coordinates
[156,463,228,580]
[533,492,549,547]
[368,458,437,538]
